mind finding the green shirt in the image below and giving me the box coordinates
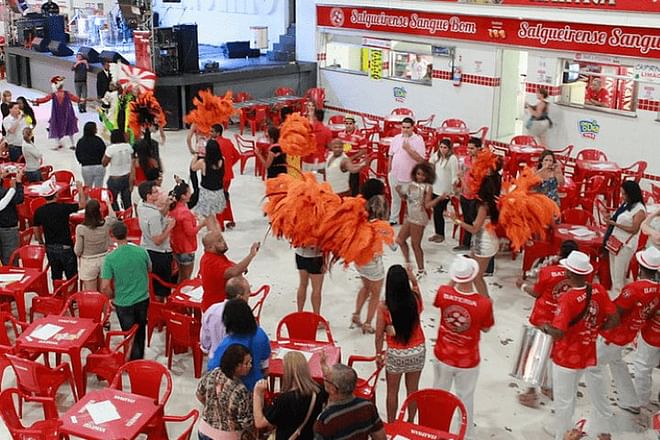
[101,243,150,307]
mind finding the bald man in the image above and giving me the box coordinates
[199,230,259,311]
[200,275,251,355]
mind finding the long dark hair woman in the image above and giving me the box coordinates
[603,180,646,294]
[16,96,36,127]
[74,198,115,290]
[76,122,107,188]
[375,264,425,422]
[133,129,162,186]
[191,124,226,231]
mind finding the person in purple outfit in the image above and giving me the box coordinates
[32,76,83,150]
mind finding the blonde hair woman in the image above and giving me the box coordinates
[253,352,327,440]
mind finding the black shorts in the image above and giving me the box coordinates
[295,254,324,275]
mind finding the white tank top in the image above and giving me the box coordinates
[326,153,350,194]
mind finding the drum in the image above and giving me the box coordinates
[510,324,553,387]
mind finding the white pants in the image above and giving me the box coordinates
[608,246,634,298]
[389,177,409,224]
[633,334,660,407]
[433,359,479,440]
[552,361,612,439]
[585,337,639,414]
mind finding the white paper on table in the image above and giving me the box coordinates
[591,163,615,170]
[183,286,204,301]
[30,323,64,341]
[85,400,121,425]
[569,228,595,238]
[276,347,314,362]
[520,146,538,153]
[0,274,24,283]
[393,435,410,440]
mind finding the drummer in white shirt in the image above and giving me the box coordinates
[325,139,366,197]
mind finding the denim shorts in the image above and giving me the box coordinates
[174,252,195,266]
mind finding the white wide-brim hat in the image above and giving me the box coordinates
[636,247,660,271]
[449,255,480,283]
[560,250,594,275]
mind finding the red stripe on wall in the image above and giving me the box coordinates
[525,83,561,96]
[638,99,660,112]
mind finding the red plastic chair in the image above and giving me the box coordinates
[234,134,257,175]
[18,228,33,247]
[652,184,660,203]
[621,160,647,184]
[6,244,49,319]
[576,148,608,161]
[124,217,142,244]
[5,353,78,412]
[391,108,414,117]
[39,165,53,181]
[60,291,112,352]
[276,312,335,345]
[240,105,269,136]
[275,87,295,96]
[577,175,607,214]
[440,118,468,129]
[397,389,467,439]
[416,114,435,128]
[510,135,538,145]
[249,284,271,324]
[82,324,137,395]
[561,208,594,226]
[550,145,574,167]
[521,240,556,277]
[304,87,325,109]
[328,115,345,125]
[50,170,76,202]
[84,187,114,208]
[595,199,613,230]
[110,360,173,438]
[163,409,199,440]
[348,355,383,403]
[234,92,252,103]
[116,206,133,220]
[28,197,47,227]
[0,312,30,388]
[29,275,78,322]
[163,309,203,378]
[361,115,381,132]
[0,388,66,439]
[147,273,178,347]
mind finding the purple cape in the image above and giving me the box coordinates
[48,92,79,139]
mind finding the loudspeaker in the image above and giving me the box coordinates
[31,37,50,52]
[46,15,65,42]
[48,40,73,57]
[78,46,99,63]
[173,24,199,73]
[99,50,129,65]
[155,27,175,47]
[155,47,179,76]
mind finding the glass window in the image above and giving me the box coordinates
[560,59,638,113]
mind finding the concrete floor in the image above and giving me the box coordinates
[0,80,657,439]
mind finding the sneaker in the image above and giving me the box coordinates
[428,234,440,242]
[452,245,470,252]
[416,269,427,279]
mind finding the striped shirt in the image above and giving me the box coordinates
[313,397,383,440]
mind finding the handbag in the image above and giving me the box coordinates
[605,234,632,256]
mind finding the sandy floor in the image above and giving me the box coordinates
[0,79,657,439]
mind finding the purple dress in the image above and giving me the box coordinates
[48,92,78,139]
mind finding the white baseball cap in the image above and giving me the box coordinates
[636,247,660,271]
[560,250,594,275]
[449,255,479,283]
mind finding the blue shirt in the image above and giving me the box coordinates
[207,327,271,391]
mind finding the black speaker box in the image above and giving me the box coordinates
[173,24,199,73]
[78,46,99,63]
[31,37,50,52]
[99,50,129,65]
[48,40,73,57]
[155,27,175,47]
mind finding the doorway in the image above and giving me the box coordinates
[495,49,528,141]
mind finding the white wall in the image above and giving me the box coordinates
[154,0,288,48]
[296,0,317,62]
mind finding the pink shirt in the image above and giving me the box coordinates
[389,133,425,182]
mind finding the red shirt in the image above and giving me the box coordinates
[551,284,616,370]
[169,202,198,254]
[433,285,494,368]
[641,310,660,348]
[216,136,240,185]
[303,121,332,163]
[200,252,234,311]
[585,87,609,106]
[381,293,425,349]
[529,264,572,327]
[602,279,659,346]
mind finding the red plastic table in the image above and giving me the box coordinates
[385,421,460,440]
[170,278,203,315]
[574,159,622,207]
[59,388,160,440]
[269,341,340,383]
[0,266,45,321]
[436,126,471,146]
[383,114,411,133]
[506,144,545,177]
[16,315,100,398]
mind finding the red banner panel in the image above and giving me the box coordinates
[317,5,660,60]
[427,0,660,14]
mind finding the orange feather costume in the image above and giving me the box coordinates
[498,167,560,251]
[468,148,500,195]
[128,92,166,138]
[184,90,234,135]
[279,113,316,158]
[263,172,394,266]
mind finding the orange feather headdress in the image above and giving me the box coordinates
[279,112,316,157]
[498,167,560,251]
[184,90,234,135]
[128,92,166,137]
[468,148,500,195]
[263,173,394,265]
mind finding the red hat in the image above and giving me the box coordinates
[50,76,65,92]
